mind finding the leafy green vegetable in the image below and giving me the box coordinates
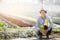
[39,25,44,30]
[0,27,3,31]
[0,22,4,27]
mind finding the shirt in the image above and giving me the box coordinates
[35,15,53,31]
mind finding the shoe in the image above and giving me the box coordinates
[39,35,42,39]
[46,35,49,38]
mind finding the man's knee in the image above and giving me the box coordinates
[46,28,52,35]
[37,30,42,36]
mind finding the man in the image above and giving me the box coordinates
[35,9,53,38]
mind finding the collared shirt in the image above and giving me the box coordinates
[35,15,53,30]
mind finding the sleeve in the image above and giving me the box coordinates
[35,17,40,31]
[48,16,53,30]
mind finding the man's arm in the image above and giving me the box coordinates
[35,17,40,30]
[48,17,53,30]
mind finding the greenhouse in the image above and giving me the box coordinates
[0,0,60,40]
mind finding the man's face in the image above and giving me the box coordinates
[40,11,46,16]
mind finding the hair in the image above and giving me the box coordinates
[40,9,47,13]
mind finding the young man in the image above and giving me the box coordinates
[35,9,53,38]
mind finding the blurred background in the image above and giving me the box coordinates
[0,0,60,40]
[0,0,60,17]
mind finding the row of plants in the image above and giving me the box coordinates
[0,17,60,40]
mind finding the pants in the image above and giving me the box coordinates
[37,28,52,37]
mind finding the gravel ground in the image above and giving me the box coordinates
[10,38,60,40]
[9,33,60,40]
